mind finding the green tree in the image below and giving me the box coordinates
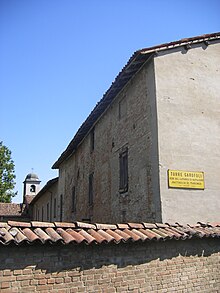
[0,141,16,202]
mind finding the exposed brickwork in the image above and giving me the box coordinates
[0,239,219,292]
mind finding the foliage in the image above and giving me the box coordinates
[0,141,16,202]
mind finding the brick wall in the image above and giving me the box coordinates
[0,239,219,292]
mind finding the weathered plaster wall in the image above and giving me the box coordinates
[61,59,161,223]
[155,41,220,223]
[32,181,58,222]
[0,239,219,292]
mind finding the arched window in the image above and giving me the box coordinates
[30,185,36,193]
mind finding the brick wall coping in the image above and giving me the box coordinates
[0,221,219,246]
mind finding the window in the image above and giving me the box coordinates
[60,194,63,222]
[41,206,44,221]
[47,203,49,221]
[30,185,36,193]
[88,173,94,206]
[90,128,95,152]
[72,186,76,212]
[119,148,128,193]
[54,198,57,218]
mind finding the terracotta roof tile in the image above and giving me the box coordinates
[139,228,157,240]
[23,228,40,242]
[56,228,76,244]
[96,229,115,243]
[45,227,63,243]
[75,221,96,229]
[0,221,219,246]
[9,227,27,244]
[66,228,86,244]
[8,221,31,228]
[95,223,117,230]
[78,229,96,244]
[128,228,149,241]
[152,228,169,240]
[31,221,55,228]
[0,227,14,244]
[114,229,132,242]
[34,228,51,243]
[0,203,22,216]
[142,223,157,229]
[105,229,124,243]
[54,222,76,228]
[117,223,129,229]
[88,229,108,244]
[127,223,144,229]
[123,229,142,242]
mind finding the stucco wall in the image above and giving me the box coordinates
[0,239,219,292]
[155,40,220,223]
[32,181,59,222]
[60,58,161,223]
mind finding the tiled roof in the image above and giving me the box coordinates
[0,221,219,246]
[0,203,22,216]
[52,32,220,168]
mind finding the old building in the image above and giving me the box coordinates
[49,32,220,224]
[30,177,59,222]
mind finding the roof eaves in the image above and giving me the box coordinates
[138,32,220,55]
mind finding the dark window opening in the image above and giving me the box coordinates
[30,185,36,193]
[88,173,94,206]
[119,148,128,193]
[41,206,44,221]
[90,128,95,152]
[82,218,91,223]
[72,186,76,212]
[47,203,49,221]
[54,198,57,218]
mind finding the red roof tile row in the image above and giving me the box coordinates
[0,221,219,246]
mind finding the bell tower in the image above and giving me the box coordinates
[23,172,41,199]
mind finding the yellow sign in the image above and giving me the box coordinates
[168,170,204,189]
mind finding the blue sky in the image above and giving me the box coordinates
[0,0,219,203]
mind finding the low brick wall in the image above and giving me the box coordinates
[0,238,219,292]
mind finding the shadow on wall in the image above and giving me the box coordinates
[0,238,219,273]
